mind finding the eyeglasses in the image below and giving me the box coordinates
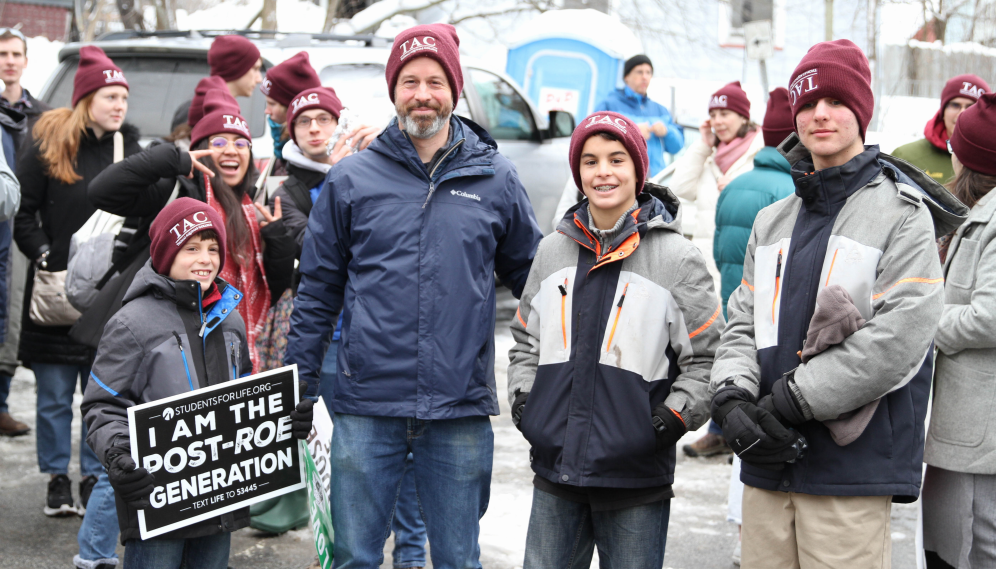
[0,28,26,42]
[294,115,334,128]
[209,137,251,151]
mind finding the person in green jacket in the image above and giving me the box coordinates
[892,74,990,184]
[714,87,796,319]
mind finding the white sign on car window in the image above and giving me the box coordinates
[538,87,581,119]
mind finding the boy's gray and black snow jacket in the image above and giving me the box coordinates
[82,261,253,543]
[710,134,968,502]
[508,186,723,489]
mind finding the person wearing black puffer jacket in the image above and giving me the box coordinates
[14,48,141,531]
[87,89,295,374]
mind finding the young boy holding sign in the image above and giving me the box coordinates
[81,198,312,568]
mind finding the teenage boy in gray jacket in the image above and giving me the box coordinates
[709,40,967,568]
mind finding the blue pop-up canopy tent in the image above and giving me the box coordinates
[505,9,643,122]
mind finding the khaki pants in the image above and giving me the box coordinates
[741,485,892,569]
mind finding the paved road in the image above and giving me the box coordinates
[0,294,919,568]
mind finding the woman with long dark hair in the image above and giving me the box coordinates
[923,92,996,569]
[87,88,294,371]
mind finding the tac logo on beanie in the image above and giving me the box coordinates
[103,69,126,84]
[170,211,214,246]
[290,92,320,114]
[584,114,629,134]
[711,94,727,107]
[222,114,250,137]
[961,81,986,99]
[789,69,820,106]
[399,35,438,61]
[260,77,273,95]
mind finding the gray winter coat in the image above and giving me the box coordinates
[82,261,253,543]
[926,189,996,474]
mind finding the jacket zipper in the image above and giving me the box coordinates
[422,140,466,208]
[605,283,630,352]
[173,332,195,391]
[230,342,238,380]
[558,279,568,349]
[772,250,783,324]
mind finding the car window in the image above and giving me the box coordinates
[319,63,396,129]
[44,56,266,140]
[468,68,536,141]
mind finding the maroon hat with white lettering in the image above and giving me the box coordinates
[73,46,129,107]
[150,197,227,275]
[570,111,649,195]
[190,89,251,147]
[762,87,794,147]
[260,51,322,109]
[950,92,996,176]
[208,35,261,82]
[188,75,228,127]
[709,81,750,120]
[788,39,873,138]
[941,74,990,111]
[287,87,343,143]
[385,23,463,103]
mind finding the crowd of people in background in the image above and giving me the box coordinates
[0,18,993,569]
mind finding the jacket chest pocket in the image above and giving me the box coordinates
[947,237,981,290]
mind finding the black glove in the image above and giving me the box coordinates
[757,375,808,427]
[651,403,687,451]
[107,453,155,509]
[712,387,805,471]
[290,382,314,440]
[511,390,528,432]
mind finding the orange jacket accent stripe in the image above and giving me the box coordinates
[516,307,527,328]
[741,279,755,292]
[688,303,721,339]
[872,277,944,300]
[825,249,839,286]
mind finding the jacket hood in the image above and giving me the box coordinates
[368,115,498,179]
[557,182,682,241]
[754,146,790,174]
[779,132,968,237]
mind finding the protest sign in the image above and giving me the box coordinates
[304,397,334,567]
[128,365,305,539]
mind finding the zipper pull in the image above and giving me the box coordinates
[617,290,628,308]
[230,343,238,379]
[422,181,435,209]
[558,284,567,296]
[772,250,783,324]
[199,316,221,338]
[776,252,783,277]
[173,332,184,352]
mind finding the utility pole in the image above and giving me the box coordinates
[825,0,833,40]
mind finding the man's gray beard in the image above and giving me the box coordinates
[399,110,450,139]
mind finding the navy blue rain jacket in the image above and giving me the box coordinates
[285,116,543,419]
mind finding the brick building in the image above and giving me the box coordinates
[0,0,72,42]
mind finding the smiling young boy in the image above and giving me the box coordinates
[81,198,312,568]
[507,111,723,568]
[709,40,968,568]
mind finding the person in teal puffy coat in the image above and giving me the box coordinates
[714,88,796,318]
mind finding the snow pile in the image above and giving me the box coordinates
[908,38,996,57]
[177,0,327,32]
[22,36,63,94]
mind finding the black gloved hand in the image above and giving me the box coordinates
[721,402,806,471]
[757,376,808,427]
[291,382,314,440]
[651,403,687,451]
[511,390,528,432]
[107,453,155,509]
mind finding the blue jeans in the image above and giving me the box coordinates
[0,373,10,414]
[124,532,230,569]
[329,413,492,569]
[321,342,427,568]
[523,488,671,569]
[76,473,121,567]
[34,363,101,475]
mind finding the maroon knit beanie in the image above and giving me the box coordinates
[709,81,750,120]
[941,74,990,111]
[287,87,343,144]
[190,89,250,147]
[570,112,649,195]
[72,46,129,107]
[788,39,873,138]
[188,75,228,127]
[150,197,227,275]
[385,23,463,104]
[260,51,321,109]
[208,35,261,82]
[949,92,996,176]
[762,87,794,147]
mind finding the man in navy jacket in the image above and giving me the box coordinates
[285,23,542,569]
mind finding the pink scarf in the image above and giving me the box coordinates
[714,129,758,174]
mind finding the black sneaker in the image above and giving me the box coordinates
[44,474,77,517]
[78,475,98,516]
